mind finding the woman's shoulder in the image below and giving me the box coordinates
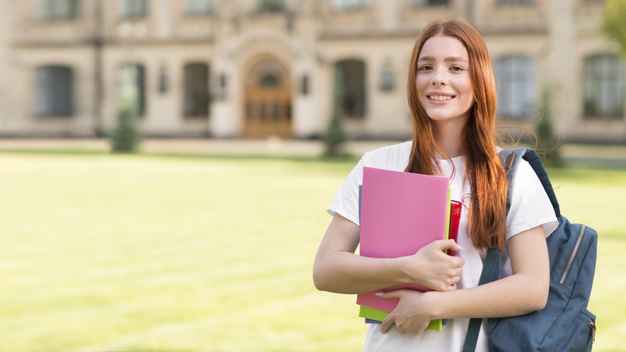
[361,141,412,171]
[362,140,412,159]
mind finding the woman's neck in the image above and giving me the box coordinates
[433,121,465,159]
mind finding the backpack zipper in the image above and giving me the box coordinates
[589,319,596,344]
[559,225,586,284]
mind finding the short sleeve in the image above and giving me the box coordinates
[326,141,412,227]
[506,160,559,240]
[327,158,364,226]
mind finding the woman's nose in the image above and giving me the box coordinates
[431,68,447,86]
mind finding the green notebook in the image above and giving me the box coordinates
[359,305,443,331]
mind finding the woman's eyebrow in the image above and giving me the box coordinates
[417,56,468,63]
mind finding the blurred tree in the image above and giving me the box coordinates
[601,0,626,57]
[536,88,563,167]
[323,67,348,157]
[111,65,143,153]
[110,103,141,153]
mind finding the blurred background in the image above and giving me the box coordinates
[1,1,625,352]
[0,0,624,144]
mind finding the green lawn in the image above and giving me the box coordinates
[0,151,624,351]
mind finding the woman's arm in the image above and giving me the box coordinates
[379,225,549,334]
[313,213,465,294]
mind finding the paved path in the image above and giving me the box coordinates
[0,138,625,167]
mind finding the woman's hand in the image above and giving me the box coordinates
[379,290,437,334]
[314,215,465,295]
[400,239,465,291]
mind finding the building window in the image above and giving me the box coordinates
[260,73,280,88]
[158,66,169,93]
[411,0,449,7]
[35,66,74,116]
[300,74,310,95]
[493,56,535,119]
[117,63,146,116]
[335,60,367,119]
[496,0,535,4]
[332,0,371,12]
[119,0,148,19]
[34,0,78,21]
[183,63,210,117]
[184,0,215,16]
[258,0,286,12]
[583,54,625,118]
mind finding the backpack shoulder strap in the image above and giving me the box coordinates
[463,147,553,352]
[502,148,561,218]
[499,148,522,214]
[462,248,501,352]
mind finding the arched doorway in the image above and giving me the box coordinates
[243,58,292,138]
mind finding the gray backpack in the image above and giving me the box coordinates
[463,148,598,352]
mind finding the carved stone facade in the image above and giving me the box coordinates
[0,0,623,143]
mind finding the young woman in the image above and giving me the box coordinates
[313,19,558,351]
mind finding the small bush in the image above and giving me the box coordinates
[536,89,563,167]
[110,104,141,153]
[323,68,348,157]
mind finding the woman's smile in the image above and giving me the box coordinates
[426,91,456,103]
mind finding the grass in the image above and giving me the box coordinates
[0,151,624,351]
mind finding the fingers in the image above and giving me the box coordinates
[444,283,458,291]
[431,240,465,266]
[422,261,461,291]
[438,239,464,254]
[443,245,466,268]
[381,317,411,335]
[380,311,395,334]
[380,319,425,335]
[376,290,391,299]
[378,290,431,335]
[376,289,409,300]
[399,325,421,335]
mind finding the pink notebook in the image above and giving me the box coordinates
[357,166,451,314]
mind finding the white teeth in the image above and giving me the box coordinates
[429,95,453,101]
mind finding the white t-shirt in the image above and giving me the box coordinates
[327,141,558,352]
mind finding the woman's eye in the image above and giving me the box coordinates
[418,65,432,71]
[450,66,464,72]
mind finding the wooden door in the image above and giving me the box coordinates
[244,60,292,138]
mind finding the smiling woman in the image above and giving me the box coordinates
[313,18,557,352]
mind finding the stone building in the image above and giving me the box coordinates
[0,0,624,143]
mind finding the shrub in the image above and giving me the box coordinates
[323,68,348,157]
[536,89,563,167]
[109,104,141,153]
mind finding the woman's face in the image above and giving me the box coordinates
[415,35,474,127]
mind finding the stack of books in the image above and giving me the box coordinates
[358,167,462,331]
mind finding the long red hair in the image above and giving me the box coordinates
[405,19,508,251]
